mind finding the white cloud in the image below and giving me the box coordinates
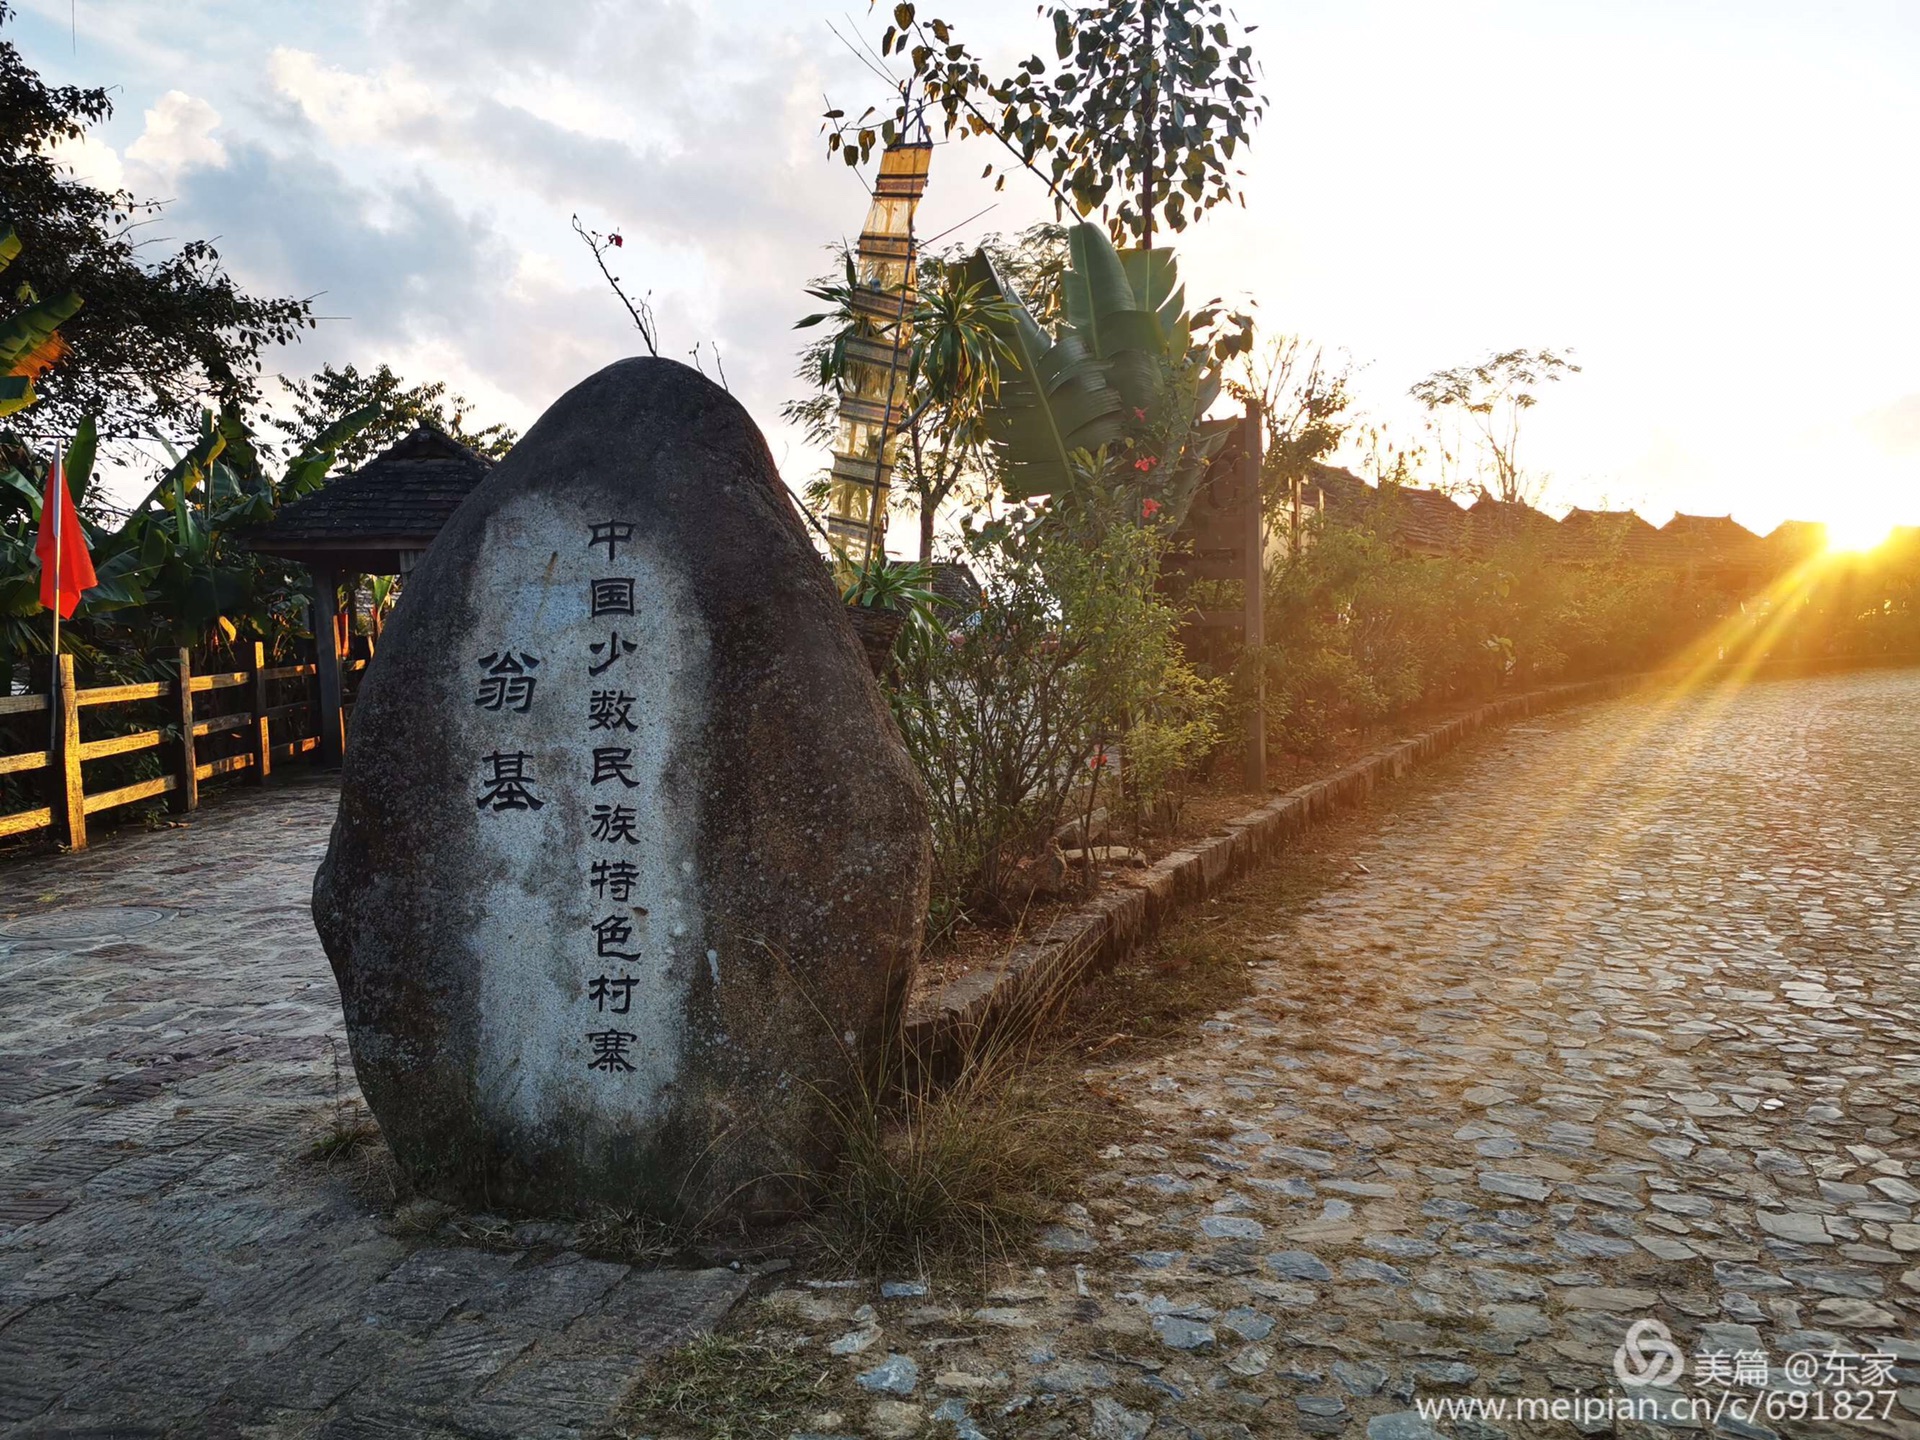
[266,48,439,147]
[46,130,124,193]
[124,90,228,188]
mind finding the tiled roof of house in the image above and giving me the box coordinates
[1661,512,1765,568]
[243,424,496,566]
[1179,453,1838,576]
[1295,465,1469,553]
[1766,520,1828,558]
[1558,507,1668,564]
[1386,485,1471,554]
[889,559,982,612]
[1662,512,1760,544]
[1302,462,1375,518]
[1464,493,1560,551]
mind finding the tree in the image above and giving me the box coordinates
[828,1,1264,248]
[280,363,516,469]
[0,4,312,441]
[1229,335,1355,533]
[1409,348,1580,505]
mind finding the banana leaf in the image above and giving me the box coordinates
[0,291,83,371]
[65,418,97,506]
[965,249,1126,502]
[1059,224,1160,410]
[1118,247,1187,335]
[281,402,380,498]
[0,464,40,520]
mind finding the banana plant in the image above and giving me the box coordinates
[965,221,1238,526]
[0,422,151,663]
[0,401,377,664]
[0,228,84,419]
[118,403,378,648]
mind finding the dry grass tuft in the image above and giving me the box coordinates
[624,1332,830,1440]
[577,1205,686,1265]
[810,1046,1104,1277]
[307,1106,381,1164]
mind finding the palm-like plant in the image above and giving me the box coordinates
[798,253,1019,563]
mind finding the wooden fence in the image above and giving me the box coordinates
[0,640,370,852]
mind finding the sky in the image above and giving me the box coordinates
[12,0,1920,541]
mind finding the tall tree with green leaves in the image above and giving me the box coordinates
[0,4,312,441]
[828,1,1263,248]
[280,363,516,469]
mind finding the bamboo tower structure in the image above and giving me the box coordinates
[824,139,933,566]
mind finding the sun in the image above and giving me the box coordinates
[1825,512,1896,554]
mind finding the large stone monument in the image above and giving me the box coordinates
[313,358,931,1220]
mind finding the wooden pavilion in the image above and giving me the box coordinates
[242,423,496,764]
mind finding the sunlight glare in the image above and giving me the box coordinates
[1825,513,1895,554]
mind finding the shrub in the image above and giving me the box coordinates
[888,506,1221,919]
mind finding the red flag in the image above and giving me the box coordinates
[35,452,97,620]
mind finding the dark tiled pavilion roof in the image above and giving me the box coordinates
[243,423,497,573]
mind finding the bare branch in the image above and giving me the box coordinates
[572,213,658,357]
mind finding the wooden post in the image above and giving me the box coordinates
[49,653,86,851]
[1241,402,1267,793]
[313,566,345,767]
[247,640,272,783]
[170,646,198,814]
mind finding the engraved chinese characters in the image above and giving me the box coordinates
[467,519,653,1079]
[314,357,930,1220]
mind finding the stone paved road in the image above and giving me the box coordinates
[758,671,1920,1440]
[6,672,1920,1440]
[0,779,746,1439]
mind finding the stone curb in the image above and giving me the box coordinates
[903,675,1633,1066]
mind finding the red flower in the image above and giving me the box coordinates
[1132,407,1147,421]
[1133,455,1158,472]
[610,233,624,247]
[1089,752,1108,769]
[1141,497,1163,519]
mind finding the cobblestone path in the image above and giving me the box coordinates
[0,779,746,1438]
[760,671,1920,1440]
[4,672,1919,1440]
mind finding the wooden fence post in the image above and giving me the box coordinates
[313,567,345,767]
[247,640,272,784]
[1241,401,1268,793]
[49,653,86,851]
[170,646,198,814]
